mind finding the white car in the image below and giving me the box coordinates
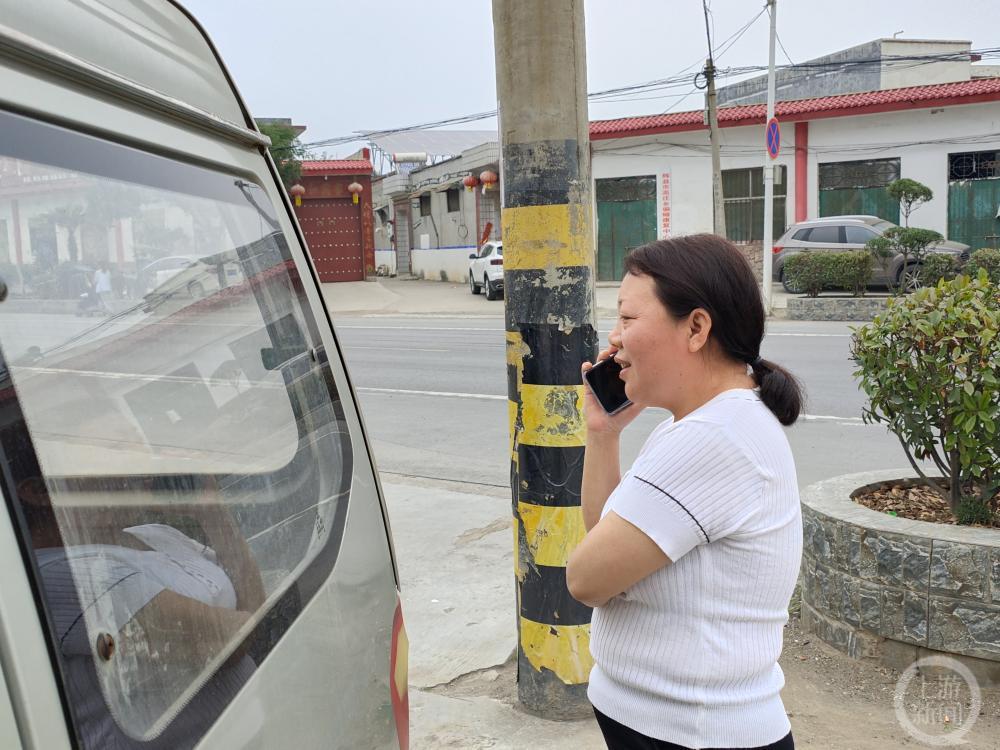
[140,254,242,296]
[468,241,504,300]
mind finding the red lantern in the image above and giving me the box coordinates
[348,181,363,205]
[289,183,305,207]
[479,170,498,193]
[462,174,479,192]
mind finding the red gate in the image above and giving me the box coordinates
[297,197,365,281]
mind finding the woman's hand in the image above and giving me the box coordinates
[581,346,643,437]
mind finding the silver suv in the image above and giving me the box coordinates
[772,215,970,292]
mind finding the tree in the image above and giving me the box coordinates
[886,178,933,227]
[257,121,306,187]
[851,272,999,520]
[866,226,943,294]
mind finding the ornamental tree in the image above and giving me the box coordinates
[851,271,1000,520]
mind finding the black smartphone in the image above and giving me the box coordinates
[584,357,632,415]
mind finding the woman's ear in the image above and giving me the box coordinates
[687,308,713,353]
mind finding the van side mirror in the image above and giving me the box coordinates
[468,253,477,259]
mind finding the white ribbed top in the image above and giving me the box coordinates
[589,388,802,749]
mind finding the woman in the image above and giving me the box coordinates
[567,235,803,750]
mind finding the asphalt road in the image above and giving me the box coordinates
[0,307,912,492]
[333,315,913,491]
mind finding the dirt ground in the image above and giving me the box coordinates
[432,610,1000,749]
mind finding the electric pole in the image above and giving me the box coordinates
[493,0,598,719]
[703,1,726,237]
[762,0,778,313]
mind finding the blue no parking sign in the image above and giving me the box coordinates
[766,117,780,159]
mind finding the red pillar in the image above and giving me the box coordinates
[794,121,809,223]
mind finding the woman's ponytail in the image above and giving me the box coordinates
[750,358,803,426]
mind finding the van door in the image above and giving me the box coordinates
[0,107,402,749]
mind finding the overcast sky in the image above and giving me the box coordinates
[180,0,1000,158]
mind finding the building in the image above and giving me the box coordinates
[373,140,500,281]
[365,38,1000,285]
[718,38,997,106]
[590,77,1000,280]
[292,156,375,281]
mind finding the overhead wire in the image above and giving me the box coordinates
[276,44,1000,157]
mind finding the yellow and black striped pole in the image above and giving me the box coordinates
[493,0,597,717]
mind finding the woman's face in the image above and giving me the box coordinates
[608,272,699,411]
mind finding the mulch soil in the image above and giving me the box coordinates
[853,481,1000,529]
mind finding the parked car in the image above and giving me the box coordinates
[0,3,407,749]
[468,241,504,300]
[138,254,240,296]
[772,215,970,293]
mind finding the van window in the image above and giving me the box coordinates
[0,109,353,748]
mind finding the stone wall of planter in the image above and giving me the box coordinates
[786,296,889,321]
[800,470,1000,687]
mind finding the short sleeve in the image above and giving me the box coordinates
[606,418,764,562]
[36,550,165,656]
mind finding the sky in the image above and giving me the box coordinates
[180,0,1000,158]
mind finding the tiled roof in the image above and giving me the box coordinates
[301,159,373,174]
[590,77,1000,139]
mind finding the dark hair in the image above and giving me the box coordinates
[623,234,803,425]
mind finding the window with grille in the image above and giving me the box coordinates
[446,188,460,212]
[721,166,787,243]
[948,151,1000,181]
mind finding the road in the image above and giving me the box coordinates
[333,315,912,491]
[0,307,912,492]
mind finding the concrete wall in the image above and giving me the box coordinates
[409,188,479,252]
[880,40,971,89]
[593,127,796,238]
[719,40,882,106]
[592,100,1000,242]
[374,249,396,275]
[410,246,478,282]
[806,103,1000,235]
[718,39,973,106]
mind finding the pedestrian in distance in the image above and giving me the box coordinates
[567,234,803,750]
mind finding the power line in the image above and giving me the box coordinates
[274,46,1000,157]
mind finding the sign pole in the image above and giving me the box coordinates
[762,0,778,314]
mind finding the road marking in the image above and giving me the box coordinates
[766,333,852,338]
[357,386,867,424]
[339,325,852,339]
[357,387,506,401]
[338,326,502,332]
[348,346,448,352]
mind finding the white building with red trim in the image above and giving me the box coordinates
[590,77,1000,281]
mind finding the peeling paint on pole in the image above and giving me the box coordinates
[493,0,598,718]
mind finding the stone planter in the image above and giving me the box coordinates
[786,295,890,321]
[800,470,1000,687]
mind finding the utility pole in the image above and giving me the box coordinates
[703,0,726,237]
[493,0,598,719]
[762,0,778,313]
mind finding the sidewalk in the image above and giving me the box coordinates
[320,277,790,318]
[384,474,1000,750]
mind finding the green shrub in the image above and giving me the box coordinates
[851,272,1000,519]
[955,496,995,526]
[830,251,874,296]
[921,253,960,287]
[784,251,873,296]
[783,253,828,297]
[965,248,1000,284]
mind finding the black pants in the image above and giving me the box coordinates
[594,708,795,750]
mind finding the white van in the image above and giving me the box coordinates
[0,2,407,748]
